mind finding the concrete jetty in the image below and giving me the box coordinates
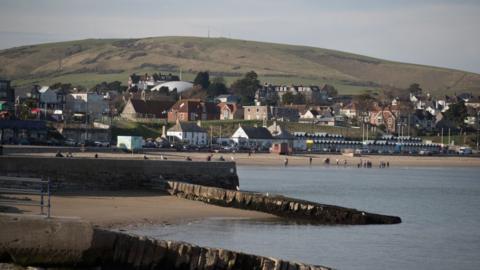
[0,214,331,270]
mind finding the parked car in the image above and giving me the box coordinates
[94,141,110,147]
[64,139,77,146]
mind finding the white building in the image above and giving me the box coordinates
[231,125,273,149]
[65,93,109,120]
[166,121,207,145]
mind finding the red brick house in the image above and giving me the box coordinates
[369,108,397,133]
[167,99,219,122]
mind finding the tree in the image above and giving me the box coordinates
[282,92,295,105]
[231,71,260,105]
[322,84,338,97]
[193,71,210,89]
[443,100,468,128]
[408,83,422,96]
[207,77,228,98]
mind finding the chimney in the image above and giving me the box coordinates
[161,125,166,138]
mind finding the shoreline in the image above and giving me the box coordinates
[9,151,480,168]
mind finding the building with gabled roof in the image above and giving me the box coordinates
[218,102,244,120]
[231,125,273,149]
[121,99,175,120]
[166,120,208,145]
[167,99,219,122]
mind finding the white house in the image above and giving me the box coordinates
[65,92,108,120]
[166,121,207,145]
[231,125,273,149]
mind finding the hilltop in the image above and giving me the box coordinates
[1,36,479,96]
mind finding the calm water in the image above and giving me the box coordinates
[129,166,480,270]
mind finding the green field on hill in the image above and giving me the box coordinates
[2,36,479,96]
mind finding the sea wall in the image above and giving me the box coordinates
[0,214,331,270]
[166,181,402,225]
[0,156,238,191]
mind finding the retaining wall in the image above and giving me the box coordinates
[0,214,331,270]
[166,181,402,225]
[0,156,239,191]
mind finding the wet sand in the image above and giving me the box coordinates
[4,192,275,228]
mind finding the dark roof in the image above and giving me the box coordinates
[0,120,47,130]
[168,122,206,133]
[129,99,175,118]
[241,126,273,139]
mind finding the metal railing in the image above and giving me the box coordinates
[0,176,51,218]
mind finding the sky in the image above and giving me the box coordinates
[1,0,479,73]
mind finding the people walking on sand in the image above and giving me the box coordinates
[230,156,235,161]
[344,159,347,167]
[309,156,313,166]
[218,156,225,161]
[284,157,289,167]
[186,156,192,161]
[324,158,330,165]
[94,153,98,159]
[387,161,390,167]
[143,155,148,160]
[55,151,64,158]
[206,155,211,161]
[336,158,339,166]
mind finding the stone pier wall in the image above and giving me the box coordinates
[0,214,331,270]
[0,156,239,191]
[166,181,402,225]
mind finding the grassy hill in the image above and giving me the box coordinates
[1,36,479,96]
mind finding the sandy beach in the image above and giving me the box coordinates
[15,151,480,168]
[3,192,275,228]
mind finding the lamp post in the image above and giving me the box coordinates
[477,111,479,151]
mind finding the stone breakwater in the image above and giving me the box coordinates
[0,156,239,190]
[0,214,331,270]
[166,181,402,225]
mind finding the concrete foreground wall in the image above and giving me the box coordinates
[166,181,402,225]
[0,156,239,190]
[0,214,331,270]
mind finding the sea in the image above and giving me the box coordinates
[128,165,480,270]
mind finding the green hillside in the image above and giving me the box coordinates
[1,36,479,96]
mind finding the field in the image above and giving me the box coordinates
[1,36,480,96]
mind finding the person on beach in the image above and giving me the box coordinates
[309,156,313,166]
[387,161,390,167]
[284,157,289,167]
[336,159,339,165]
[324,158,330,165]
[143,155,148,160]
[94,153,98,158]
[186,156,192,161]
[55,151,64,158]
[344,159,347,167]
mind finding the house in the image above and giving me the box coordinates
[215,94,240,104]
[267,121,295,147]
[300,109,320,120]
[316,116,336,126]
[166,120,208,145]
[340,102,358,119]
[369,108,397,133]
[231,125,273,149]
[218,102,243,120]
[413,110,435,131]
[0,120,48,144]
[121,99,175,120]
[167,99,219,122]
[0,79,15,117]
[243,105,299,122]
[256,83,327,105]
[65,93,108,122]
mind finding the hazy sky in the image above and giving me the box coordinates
[1,0,479,73]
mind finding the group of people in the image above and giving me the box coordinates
[55,151,74,158]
